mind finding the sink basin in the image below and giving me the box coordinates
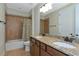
[36,36,42,38]
[53,42,76,48]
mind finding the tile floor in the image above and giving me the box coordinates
[5,48,30,56]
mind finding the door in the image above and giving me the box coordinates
[40,20,44,34]
[44,19,49,33]
[40,19,49,34]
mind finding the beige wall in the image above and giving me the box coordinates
[48,11,59,35]
[0,4,5,21]
[0,3,5,56]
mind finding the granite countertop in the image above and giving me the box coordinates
[31,35,79,56]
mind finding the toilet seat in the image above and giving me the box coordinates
[24,41,30,45]
[24,41,30,51]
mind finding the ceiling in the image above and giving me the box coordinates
[5,3,38,17]
[6,3,38,16]
[41,3,70,17]
[5,3,70,17]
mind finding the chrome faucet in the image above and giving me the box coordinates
[64,33,76,43]
[69,33,76,42]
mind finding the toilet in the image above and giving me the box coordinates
[24,41,30,51]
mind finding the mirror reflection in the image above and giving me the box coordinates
[40,3,79,37]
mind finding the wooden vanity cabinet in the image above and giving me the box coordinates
[47,46,65,56]
[30,38,36,56]
[34,40,40,56]
[30,37,67,56]
[40,42,46,50]
[30,38,40,56]
[40,49,50,56]
[40,42,50,56]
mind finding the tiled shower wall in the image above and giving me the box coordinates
[6,15,24,41]
[6,15,32,41]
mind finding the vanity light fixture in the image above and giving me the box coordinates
[40,3,53,13]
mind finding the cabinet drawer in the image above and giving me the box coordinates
[40,42,46,50]
[47,46,65,56]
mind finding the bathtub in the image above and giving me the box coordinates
[6,40,24,51]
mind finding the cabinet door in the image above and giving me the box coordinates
[30,40,35,56]
[40,49,50,56]
[34,40,40,56]
[30,39,40,56]
[34,45,39,56]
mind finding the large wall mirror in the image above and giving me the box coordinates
[40,3,79,37]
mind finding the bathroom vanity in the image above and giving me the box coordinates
[30,36,71,56]
[30,36,79,56]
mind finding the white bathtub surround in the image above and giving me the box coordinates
[6,40,24,51]
[6,39,30,52]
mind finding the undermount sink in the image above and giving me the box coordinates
[53,42,76,49]
[36,36,42,38]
